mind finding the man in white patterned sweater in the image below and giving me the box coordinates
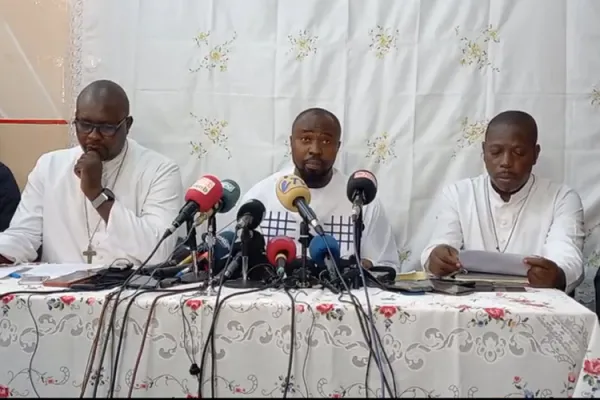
[0,80,183,266]
[421,110,584,293]
[238,108,400,270]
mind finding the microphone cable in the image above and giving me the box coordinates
[104,222,216,398]
[351,227,397,398]
[0,288,82,398]
[321,240,395,397]
[84,225,199,398]
[198,255,277,398]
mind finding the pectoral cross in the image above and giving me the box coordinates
[83,244,97,264]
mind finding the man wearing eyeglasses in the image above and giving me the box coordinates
[0,79,183,266]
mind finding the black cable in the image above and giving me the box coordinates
[0,290,73,398]
[125,286,203,398]
[198,268,277,398]
[282,288,295,399]
[105,226,202,398]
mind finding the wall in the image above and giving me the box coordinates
[0,0,71,188]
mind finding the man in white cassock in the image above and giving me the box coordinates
[238,108,400,270]
[0,80,183,266]
[421,110,584,293]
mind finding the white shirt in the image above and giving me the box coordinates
[238,166,400,270]
[0,139,184,266]
[420,174,585,293]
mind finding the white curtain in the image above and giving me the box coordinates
[69,0,600,310]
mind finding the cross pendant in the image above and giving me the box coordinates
[83,245,97,264]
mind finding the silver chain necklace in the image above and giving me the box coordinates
[82,142,128,262]
[484,174,536,253]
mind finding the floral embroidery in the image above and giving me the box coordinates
[1,294,25,316]
[184,298,212,322]
[368,26,399,59]
[467,307,529,331]
[374,305,415,331]
[287,30,318,61]
[512,376,540,398]
[315,303,344,321]
[591,87,600,107]
[455,25,500,72]
[0,384,10,398]
[190,31,237,72]
[581,358,600,393]
[366,132,397,164]
[46,295,81,311]
[189,114,231,159]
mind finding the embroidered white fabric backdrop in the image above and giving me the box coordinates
[67,0,600,311]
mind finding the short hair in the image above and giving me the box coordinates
[77,79,130,115]
[485,110,538,144]
[292,107,342,137]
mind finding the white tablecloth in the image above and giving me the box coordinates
[0,280,599,398]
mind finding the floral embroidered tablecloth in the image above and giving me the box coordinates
[0,282,599,398]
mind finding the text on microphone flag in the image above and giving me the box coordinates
[192,177,216,194]
[354,170,376,183]
[279,175,304,194]
[222,181,236,192]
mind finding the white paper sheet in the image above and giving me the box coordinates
[458,250,529,277]
[17,264,103,278]
[0,266,33,278]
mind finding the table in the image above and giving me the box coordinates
[0,280,599,398]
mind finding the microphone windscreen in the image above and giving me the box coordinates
[346,170,378,205]
[309,234,340,265]
[236,199,266,230]
[185,175,224,212]
[266,236,297,266]
[220,179,241,213]
[276,175,311,213]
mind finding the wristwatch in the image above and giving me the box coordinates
[91,188,115,209]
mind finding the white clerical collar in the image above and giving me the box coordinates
[102,140,130,171]
[487,173,535,204]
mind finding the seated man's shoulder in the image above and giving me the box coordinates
[128,140,180,174]
[535,176,582,203]
[35,146,81,169]
[439,175,487,199]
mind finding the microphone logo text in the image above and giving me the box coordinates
[192,177,215,194]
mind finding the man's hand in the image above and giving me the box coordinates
[360,259,373,269]
[428,244,461,277]
[74,151,103,200]
[523,256,566,290]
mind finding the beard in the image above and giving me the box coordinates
[296,165,333,188]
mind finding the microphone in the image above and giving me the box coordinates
[266,236,297,277]
[346,170,378,220]
[275,174,325,236]
[221,231,266,280]
[194,179,241,227]
[163,175,223,238]
[235,199,266,231]
[309,234,341,279]
[177,231,236,266]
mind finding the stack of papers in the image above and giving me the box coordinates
[0,264,103,279]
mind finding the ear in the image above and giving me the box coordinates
[337,140,341,150]
[533,144,541,165]
[126,116,134,131]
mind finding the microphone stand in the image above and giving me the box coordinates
[350,209,365,290]
[205,215,218,295]
[296,221,313,288]
[224,228,265,289]
[179,219,209,288]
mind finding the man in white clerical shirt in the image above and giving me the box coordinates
[238,108,400,270]
[421,110,584,293]
[0,80,184,266]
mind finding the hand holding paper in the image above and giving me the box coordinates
[523,256,566,290]
[457,250,528,277]
[428,245,462,277]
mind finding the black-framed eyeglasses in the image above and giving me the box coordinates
[72,117,128,137]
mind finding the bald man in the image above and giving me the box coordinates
[237,108,400,270]
[0,80,183,266]
[421,110,584,293]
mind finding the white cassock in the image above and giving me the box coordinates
[420,173,585,293]
[238,166,400,270]
[0,139,184,265]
